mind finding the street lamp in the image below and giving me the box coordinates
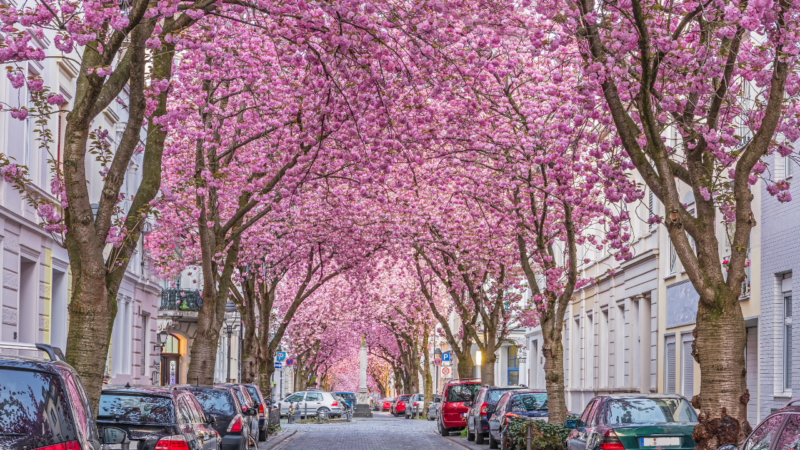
[226,320,234,383]
[157,331,169,348]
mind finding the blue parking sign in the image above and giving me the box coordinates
[276,351,287,362]
[442,352,451,362]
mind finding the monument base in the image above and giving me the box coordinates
[353,403,373,418]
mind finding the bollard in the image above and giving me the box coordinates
[304,402,308,420]
[526,421,532,450]
[121,437,130,450]
[346,408,352,422]
[317,410,322,424]
[415,404,419,419]
[288,402,294,424]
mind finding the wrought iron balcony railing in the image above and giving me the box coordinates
[160,288,203,311]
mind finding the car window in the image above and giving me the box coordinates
[581,400,597,424]
[0,368,78,449]
[240,388,254,406]
[488,389,512,403]
[307,393,323,402]
[63,373,89,444]
[191,389,235,416]
[187,396,207,423]
[776,414,800,450]
[175,398,193,424]
[286,393,305,402]
[603,398,697,424]
[245,386,261,404]
[99,394,174,423]
[743,415,787,450]
[509,393,548,412]
[585,400,601,426]
[445,384,480,403]
[493,394,510,417]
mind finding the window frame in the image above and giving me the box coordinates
[785,293,793,392]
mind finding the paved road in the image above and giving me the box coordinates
[266,411,467,450]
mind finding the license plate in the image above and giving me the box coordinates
[640,437,681,447]
[462,413,467,418]
[107,442,139,449]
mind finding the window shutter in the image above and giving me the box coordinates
[665,337,676,394]
[775,152,785,180]
[682,339,693,398]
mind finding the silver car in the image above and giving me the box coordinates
[404,393,426,418]
[279,390,345,418]
[426,395,442,420]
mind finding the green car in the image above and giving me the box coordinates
[565,394,698,450]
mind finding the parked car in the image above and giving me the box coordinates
[242,384,269,441]
[332,394,350,418]
[728,398,800,450]
[333,392,356,410]
[176,385,254,450]
[278,391,345,418]
[382,398,394,411]
[467,385,526,444]
[404,393,425,418]
[427,395,442,421]
[0,342,101,450]
[97,385,221,450]
[487,390,549,449]
[216,384,258,445]
[391,394,411,417]
[563,394,698,450]
[437,378,482,436]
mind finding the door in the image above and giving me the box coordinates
[161,355,180,385]
[568,399,597,450]
[282,393,304,415]
[306,392,324,415]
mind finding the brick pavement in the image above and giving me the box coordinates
[264,411,468,450]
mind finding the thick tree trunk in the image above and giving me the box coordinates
[259,354,274,400]
[456,341,475,379]
[541,318,567,425]
[480,349,497,386]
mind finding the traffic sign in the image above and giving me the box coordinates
[433,357,442,366]
[276,351,287,362]
[274,361,283,369]
[440,366,451,377]
[286,358,295,366]
[442,352,451,362]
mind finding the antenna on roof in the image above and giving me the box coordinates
[125,382,131,388]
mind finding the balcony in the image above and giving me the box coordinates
[160,288,203,312]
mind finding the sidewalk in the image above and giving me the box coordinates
[257,428,298,449]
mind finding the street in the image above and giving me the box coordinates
[264,411,467,450]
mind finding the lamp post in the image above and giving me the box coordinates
[226,320,234,383]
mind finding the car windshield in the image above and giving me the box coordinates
[99,394,174,423]
[604,398,697,424]
[0,368,78,448]
[399,396,411,401]
[509,393,548,411]
[191,389,235,415]
[446,384,480,403]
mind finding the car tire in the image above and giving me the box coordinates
[476,418,486,444]
[438,418,449,436]
[317,407,330,419]
[259,428,267,441]
[489,431,499,449]
[467,427,475,441]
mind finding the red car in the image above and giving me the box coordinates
[437,378,482,436]
[392,394,411,417]
[382,398,393,411]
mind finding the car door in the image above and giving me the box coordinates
[282,393,304,415]
[188,394,219,450]
[306,392,323,414]
[470,389,485,432]
[567,399,598,450]
[489,394,510,441]
[176,397,202,450]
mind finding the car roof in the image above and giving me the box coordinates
[102,385,175,398]
[0,355,75,376]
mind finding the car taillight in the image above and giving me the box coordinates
[34,442,80,450]
[414,402,418,407]
[599,429,625,450]
[228,414,243,432]
[154,435,190,450]
[258,402,265,418]
[479,402,487,416]
[332,401,338,406]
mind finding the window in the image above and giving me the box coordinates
[580,399,597,425]
[572,317,581,387]
[785,293,793,391]
[140,313,150,376]
[585,313,594,389]
[306,393,323,402]
[648,189,656,231]
[669,239,678,275]
[99,394,174,424]
[604,398,696,424]
[285,393,304,403]
[599,309,609,388]
[614,304,626,388]
[786,154,794,179]
[665,336,676,394]
[742,414,785,450]
[507,346,519,386]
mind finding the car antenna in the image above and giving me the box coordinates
[196,376,199,387]
[125,382,131,388]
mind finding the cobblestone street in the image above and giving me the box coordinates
[264,411,466,450]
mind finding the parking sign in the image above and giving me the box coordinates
[442,352,450,362]
[276,351,287,362]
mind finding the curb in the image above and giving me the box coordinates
[258,430,298,449]
[444,436,479,450]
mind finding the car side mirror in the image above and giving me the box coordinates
[564,419,580,429]
[102,427,128,445]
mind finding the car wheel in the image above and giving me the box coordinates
[258,427,267,441]
[438,418,449,436]
[489,431,499,449]
[317,407,330,419]
[467,426,475,441]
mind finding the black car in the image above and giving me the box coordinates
[97,385,220,450]
[242,384,269,441]
[216,384,258,445]
[177,385,253,450]
[487,390,549,449]
[0,342,101,450]
[467,385,524,444]
[733,398,800,450]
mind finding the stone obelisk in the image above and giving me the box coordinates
[354,335,373,417]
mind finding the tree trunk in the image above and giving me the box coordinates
[541,317,567,424]
[259,354,275,401]
[480,348,497,386]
